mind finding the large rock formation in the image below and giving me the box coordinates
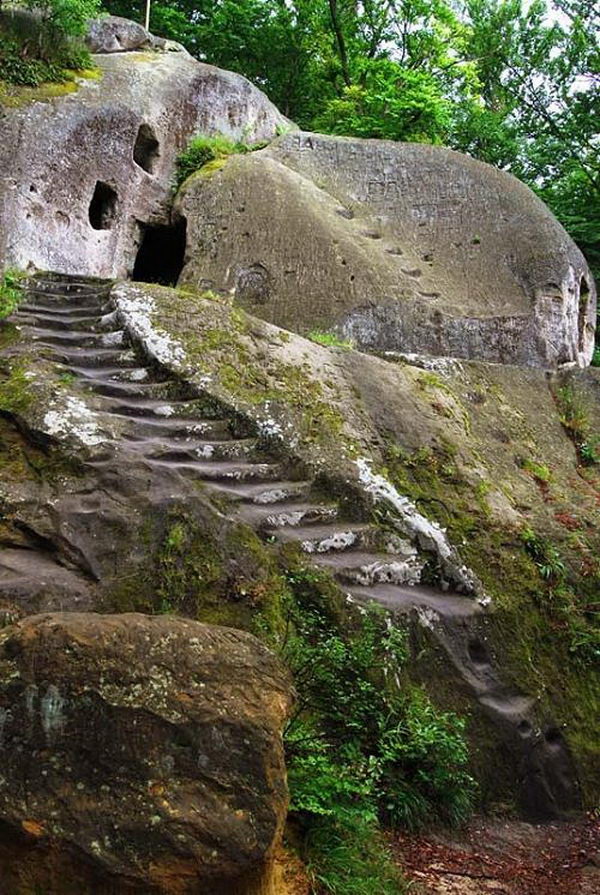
[177,132,596,369]
[0,612,292,894]
[0,36,287,279]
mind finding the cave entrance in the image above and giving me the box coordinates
[132,219,187,286]
[89,181,118,230]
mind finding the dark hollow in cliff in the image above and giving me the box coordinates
[88,181,118,231]
[133,123,160,174]
[132,218,186,286]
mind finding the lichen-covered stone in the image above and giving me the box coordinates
[0,612,293,894]
[177,132,596,369]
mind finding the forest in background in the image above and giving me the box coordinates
[103,0,599,282]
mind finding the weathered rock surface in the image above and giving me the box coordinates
[2,274,598,818]
[86,15,166,53]
[0,42,288,278]
[177,132,596,369]
[0,611,293,894]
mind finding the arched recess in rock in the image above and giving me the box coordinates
[578,275,592,354]
[133,123,160,174]
[89,181,118,231]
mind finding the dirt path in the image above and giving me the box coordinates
[391,813,600,894]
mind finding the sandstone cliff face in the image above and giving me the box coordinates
[177,132,596,370]
[0,612,292,894]
[0,42,287,279]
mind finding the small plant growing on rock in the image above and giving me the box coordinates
[307,329,354,349]
[556,385,599,465]
[174,133,268,190]
[0,269,25,319]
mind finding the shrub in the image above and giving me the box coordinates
[0,4,95,86]
[304,815,408,895]
[275,568,475,891]
[174,133,268,190]
[0,270,25,319]
[282,569,473,791]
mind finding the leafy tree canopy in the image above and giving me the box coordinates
[103,0,599,278]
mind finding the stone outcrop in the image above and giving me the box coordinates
[0,611,293,894]
[177,132,596,369]
[86,15,167,54]
[0,36,288,279]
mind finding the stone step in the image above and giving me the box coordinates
[66,365,152,382]
[98,397,211,420]
[27,328,127,348]
[29,278,111,295]
[18,301,111,318]
[267,522,375,552]
[146,458,284,483]
[208,480,313,504]
[85,379,177,399]
[312,550,422,586]
[16,311,117,332]
[348,583,481,618]
[114,415,234,440]
[50,347,139,368]
[239,501,339,528]
[123,436,258,462]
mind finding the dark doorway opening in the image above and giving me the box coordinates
[133,123,160,174]
[132,219,187,286]
[89,181,118,230]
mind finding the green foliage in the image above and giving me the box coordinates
[304,815,408,895]
[0,4,96,86]
[521,458,552,483]
[174,133,267,190]
[521,527,566,584]
[280,567,476,829]
[0,270,25,319]
[275,567,474,891]
[557,385,600,466]
[307,329,354,350]
[520,526,599,664]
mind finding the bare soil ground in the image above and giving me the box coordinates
[391,812,600,895]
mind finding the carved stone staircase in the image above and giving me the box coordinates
[6,272,580,820]
[14,272,459,613]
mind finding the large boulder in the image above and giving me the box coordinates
[0,39,289,278]
[177,131,596,369]
[86,15,165,53]
[0,612,293,894]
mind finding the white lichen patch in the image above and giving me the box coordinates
[44,396,105,446]
[113,285,186,366]
[355,457,482,596]
[302,530,358,553]
[383,351,462,376]
[354,558,423,587]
